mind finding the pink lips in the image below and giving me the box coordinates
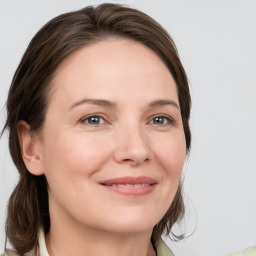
[100,176,157,196]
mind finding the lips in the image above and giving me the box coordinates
[100,176,157,196]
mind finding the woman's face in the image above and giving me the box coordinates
[37,39,186,235]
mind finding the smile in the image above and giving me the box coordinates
[105,183,151,187]
[100,176,157,196]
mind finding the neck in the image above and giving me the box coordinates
[46,226,155,256]
[46,213,156,256]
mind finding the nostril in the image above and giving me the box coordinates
[112,135,151,165]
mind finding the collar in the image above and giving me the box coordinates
[38,229,49,256]
[156,239,175,256]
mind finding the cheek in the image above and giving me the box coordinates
[150,133,186,219]
[41,134,113,213]
[154,133,186,178]
[41,132,112,185]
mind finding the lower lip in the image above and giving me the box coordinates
[101,184,156,196]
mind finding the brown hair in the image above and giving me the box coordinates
[2,3,191,255]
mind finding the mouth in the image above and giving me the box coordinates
[103,183,151,187]
[100,176,157,196]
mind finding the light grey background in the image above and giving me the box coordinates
[0,1,256,255]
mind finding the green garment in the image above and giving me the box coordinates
[156,239,175,256]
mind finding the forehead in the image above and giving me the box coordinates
[49,39,178,107]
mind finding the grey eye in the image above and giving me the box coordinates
[153,117,165,124]
[84,116,103,125]
[150,115,173,125]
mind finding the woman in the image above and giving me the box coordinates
[1,3,191,256]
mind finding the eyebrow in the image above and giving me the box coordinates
[69,98,116,110]
[69,98,179,110]
[149,99,180,109]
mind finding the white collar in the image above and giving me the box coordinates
[38,229,50,256]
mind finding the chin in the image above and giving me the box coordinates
[100,213,160,235]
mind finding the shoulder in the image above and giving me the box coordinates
[228,247,256,256]
[156,239,175,256]
[0,252,17,256]
[0,249,37,256]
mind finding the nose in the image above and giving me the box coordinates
[113,125,151,166]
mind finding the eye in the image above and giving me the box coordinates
[81,115,105,125]
[149,115,173,125]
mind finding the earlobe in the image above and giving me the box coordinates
[17,121,44,176]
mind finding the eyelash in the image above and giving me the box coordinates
[80,114,174,127]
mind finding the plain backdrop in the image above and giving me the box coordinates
[0,0,256,255]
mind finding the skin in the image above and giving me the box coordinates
[18,39,186,256]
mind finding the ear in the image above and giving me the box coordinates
[17,121,44,176]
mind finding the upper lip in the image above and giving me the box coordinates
[100,176,157,186]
